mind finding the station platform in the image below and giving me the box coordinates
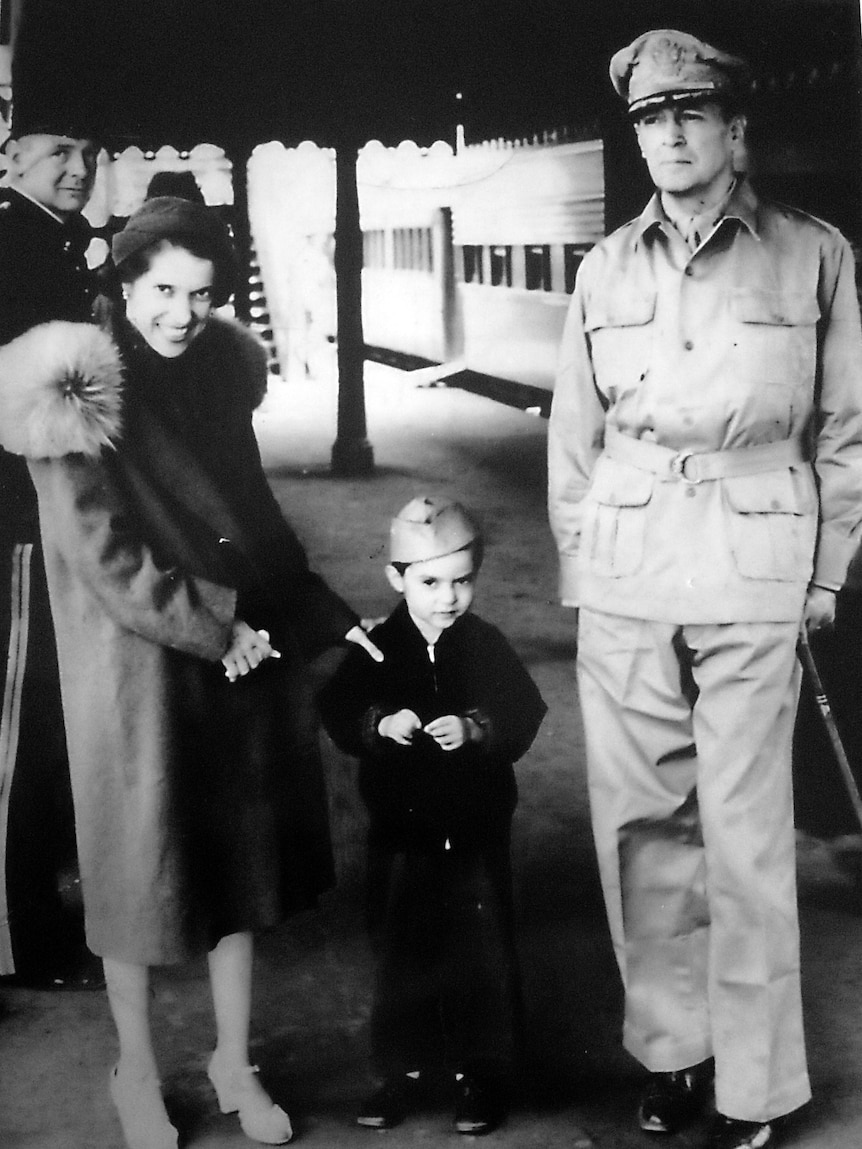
[2,364,862,1149]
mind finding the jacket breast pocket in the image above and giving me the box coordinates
[731,289,819,389]
[723,471,815,581]
[583,459,654,578]
[585,292,656,393]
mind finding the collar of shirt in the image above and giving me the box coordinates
[5,187,93,244]
[9,186,68,225]
[632,177,761,249]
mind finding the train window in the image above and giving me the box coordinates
[463,245,484,285]
[490,245,512,287]
[389,227,434,271]
[525,245,552,291]
[423,228,434,273]
[564,245,587,294]
[363,230,386,269]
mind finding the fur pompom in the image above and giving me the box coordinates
[0,321,124,459]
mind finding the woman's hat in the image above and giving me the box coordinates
[111,197,237,306]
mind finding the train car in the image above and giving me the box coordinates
[362,203,457,365]
[454,138,603,389]
[360,138,605,394]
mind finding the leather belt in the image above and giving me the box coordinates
[603,427,807,485]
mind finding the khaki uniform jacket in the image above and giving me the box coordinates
[548,180,862,623]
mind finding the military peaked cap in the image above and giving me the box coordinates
[610,29,751,118]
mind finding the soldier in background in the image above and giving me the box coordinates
[0,105,102,987]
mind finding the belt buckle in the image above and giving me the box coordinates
[669,450,702,485]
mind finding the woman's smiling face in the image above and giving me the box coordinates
[124,242,215,358]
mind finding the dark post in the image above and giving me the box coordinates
[435,206,460,360]
[331,144,374,476]
[226,139,253,325]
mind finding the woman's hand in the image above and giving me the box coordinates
[222,620,281,682]
[345,623,384,663]
[361,616,386,632]
[379,709,422,744]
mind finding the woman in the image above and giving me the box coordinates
[0,196,381,1149]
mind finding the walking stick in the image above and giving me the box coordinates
[797,627,862,860]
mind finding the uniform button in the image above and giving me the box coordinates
[684,340,694,351]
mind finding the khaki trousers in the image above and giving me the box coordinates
[577,609,811,1122]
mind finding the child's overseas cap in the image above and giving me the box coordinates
[390,496,478,564]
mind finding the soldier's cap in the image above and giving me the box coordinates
[390,496,480,566]
[610,29,751,119]
[1,106,103,153]
[144,170,205,204]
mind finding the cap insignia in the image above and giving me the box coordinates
[651,37,688,77]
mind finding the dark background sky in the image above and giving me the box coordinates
[9,0,861,236]
[12,0,861,148]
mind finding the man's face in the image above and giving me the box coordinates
[634,101,743,201]
[6,134,98,218]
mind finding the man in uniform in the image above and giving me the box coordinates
[548,29,862,1149]
[0,108,101,986]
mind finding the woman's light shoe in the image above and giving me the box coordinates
[109,1064,179,1149]
[207,1053,293,1144]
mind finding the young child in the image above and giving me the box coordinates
[317,496,546,1135]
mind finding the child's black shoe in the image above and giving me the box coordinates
[453,1075,506,1135]
[356,1074,419,1129]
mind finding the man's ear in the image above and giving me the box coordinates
[633,121,647,158]
[4,138,24,174]
[729,114,748,172]
[385,564,405,593]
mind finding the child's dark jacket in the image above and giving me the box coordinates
[318,601,546,854]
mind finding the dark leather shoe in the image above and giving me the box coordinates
[356,1075,418,1129]
[453,1075,505,1136]
[638,1059,714,1134]
[709,1115,775,1149]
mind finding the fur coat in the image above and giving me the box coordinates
[0,316,356,964]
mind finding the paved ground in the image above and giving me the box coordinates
[2,365,862,1149]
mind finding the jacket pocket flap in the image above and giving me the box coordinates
[589,458,654,507]
[723,471,804,514]
[585,292,656,331]
[731,289,820,326]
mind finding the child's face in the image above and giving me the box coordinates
[386,547,476,643]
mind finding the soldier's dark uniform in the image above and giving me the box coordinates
[0,185,97,982]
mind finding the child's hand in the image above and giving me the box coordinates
[222,620,281,682]
[424,714,479,752]
[378,709,422,744]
